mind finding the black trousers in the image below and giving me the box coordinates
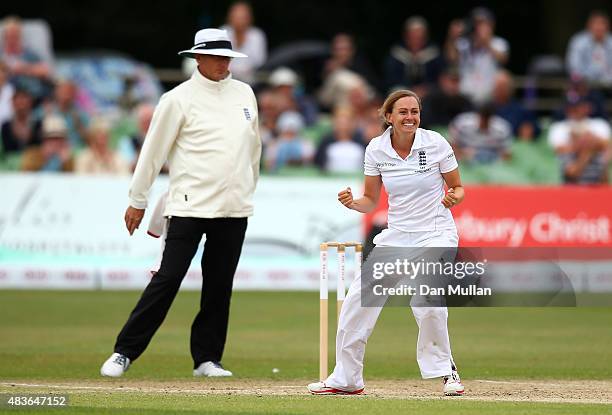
[114,216,247,368]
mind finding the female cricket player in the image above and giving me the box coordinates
[308,90,465,396]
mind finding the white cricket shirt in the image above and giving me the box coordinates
[364,127,458,234]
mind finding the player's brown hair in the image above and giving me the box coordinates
[379,90,422,128]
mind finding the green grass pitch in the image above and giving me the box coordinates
[0,290,611,414]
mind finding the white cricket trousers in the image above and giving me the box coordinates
[326,229,458,390]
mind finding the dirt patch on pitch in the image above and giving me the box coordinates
[1,379,611,404]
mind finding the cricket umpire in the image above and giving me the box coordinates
[101,28,262,378]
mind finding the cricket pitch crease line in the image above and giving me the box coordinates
[475,379,588,387]
[1,382,609,404]
[0,382,304,392]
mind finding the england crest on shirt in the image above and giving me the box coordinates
[418,150,427,168]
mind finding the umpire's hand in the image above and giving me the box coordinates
[125,206,145,235]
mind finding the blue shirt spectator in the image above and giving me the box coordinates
[491,70,540,140]
[36,80,89,149]
[566,11,612,85]
[264,111,314,171]
[0,16,51,100]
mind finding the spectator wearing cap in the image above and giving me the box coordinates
[420,66,473,129]
[314,107,365,173]
[566,10,612,86]
[383,16,446,96]
[268,67,318,125]
[548,97,611,184]
[449,103,512,163]
[220,1,267,84]
[21,114,73,171]
[101,28,261,379]
[75,118,130,175]
[491,70,540,141]
[265,110,313,171]
[0,16,51,100]
[1,87,41,155]
[445,8,509,105]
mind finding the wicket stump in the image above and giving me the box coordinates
[319,241,363,381]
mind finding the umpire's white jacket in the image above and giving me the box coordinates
[128,69,262,218]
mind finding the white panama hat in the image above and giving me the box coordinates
[178,28,248,59]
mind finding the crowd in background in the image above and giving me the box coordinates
[0,3,611,184]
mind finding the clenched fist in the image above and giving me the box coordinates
[338,187,354,209]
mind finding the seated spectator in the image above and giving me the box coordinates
[117,102,155,171]
[449,103,512,163]
[420,66,473,129]
[324,33,379,93]
[268,67,318,125]
[491,70,540,141]
[445,8,509,105]
[0,16,51,100]
[346,82,380,130]
[552,79,607,121]
[38,79,89,148]
[1,88,41,154]
[314,107,365,173]
[318,69,374,110]
[21,114,73,171]
[360,108,384,144]
[264,111,314,171]
[0,60,14,125]
[75,117,130,175]
[383,16,445,96]
[548,97,611,184]
[220,1,267,84]
[566,10,612,86]
[257,88,283,146]
[117,75,140,113]
[351,90,383,146]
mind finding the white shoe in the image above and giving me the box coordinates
[100,353,130,377]
[443,370,464,396]
[193,361,233,377]
[307,381,364,395]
